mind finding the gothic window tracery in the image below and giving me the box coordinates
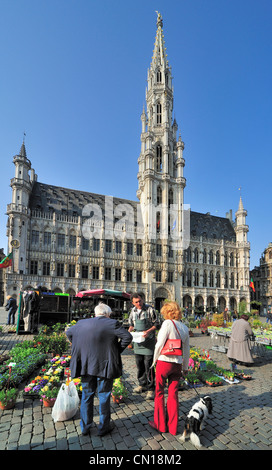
[156,103,162,125]
[156,145,162,172]
[157,186,162,204]
[168,189,173,207]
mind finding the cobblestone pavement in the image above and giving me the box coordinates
[0,307,272,457]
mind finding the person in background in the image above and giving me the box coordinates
[5,295,17,326]
[149,301,190,435]
[266,308,272,324]
[128,292,157,400]
[66,303,132,436]
[223,307,230,326]
[227,314,254,366]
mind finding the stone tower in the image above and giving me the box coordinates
[235,196,250,300]
[6,141,36,275]
[137,12,187,303]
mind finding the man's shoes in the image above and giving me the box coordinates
[97,421,115,436]
[146,390,155,400]
[134,385,147,393]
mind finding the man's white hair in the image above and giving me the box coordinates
[94,303,112,317]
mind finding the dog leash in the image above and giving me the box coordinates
[183,375,201,397]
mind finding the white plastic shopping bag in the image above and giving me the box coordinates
[52,381,79,423]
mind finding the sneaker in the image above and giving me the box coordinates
[146,390,154,400]
[134,385,146,393]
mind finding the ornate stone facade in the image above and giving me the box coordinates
[251,243,272,315]
[4,13,250,313]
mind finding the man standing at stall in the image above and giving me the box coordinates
[128,292,158,400]
[66,303,132,436]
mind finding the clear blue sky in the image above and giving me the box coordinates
[0,0,271,270]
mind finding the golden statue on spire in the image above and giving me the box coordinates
[156,11,163,28]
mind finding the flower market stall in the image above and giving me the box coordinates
[208,324,272,358]
[0,317,258,418]
[180,348,250,388]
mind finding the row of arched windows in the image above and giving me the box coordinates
[184,269,237,289]
[186,247,237,267]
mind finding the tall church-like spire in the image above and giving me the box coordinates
[137,11,186,289]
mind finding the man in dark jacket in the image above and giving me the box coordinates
[5,296,17,325]
[66,303,132,436]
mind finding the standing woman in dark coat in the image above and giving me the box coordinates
[66,303,132,436]
[227,315,254,366]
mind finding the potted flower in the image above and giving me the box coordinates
[223,370,235,382]
[0,388,18,410]
[111,377,128,404]
[39,385,60,407]
[0,362,18,409]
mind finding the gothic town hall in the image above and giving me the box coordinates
[4,13,250,313]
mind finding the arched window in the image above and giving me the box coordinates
[157,69,162,83]
[194,248,199,263]
[216,271,221,288]
[194,270,199,286]
[203,270,207,287]
[156,145,162,172]
[168,189,173,207]
[203,249,207,264]
[230,272,235,288]
[216,251,220,265]
[157,186,162,204]
[209,271,214,287]
[156,212,161,234]
[156,102,162,125]
[186,247,192,262]
[209,250,214,265]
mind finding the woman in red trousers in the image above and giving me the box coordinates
[149,301,190,435]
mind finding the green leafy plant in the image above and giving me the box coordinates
[186,372,201,385]
[0,387,18,406]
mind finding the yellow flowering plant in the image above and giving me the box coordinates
[111,377,128,400]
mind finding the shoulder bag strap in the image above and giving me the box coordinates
[171,320,181,338]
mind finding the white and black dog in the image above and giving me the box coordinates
[180,396,213,448]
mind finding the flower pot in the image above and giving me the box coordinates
[112,396,123,404]
[0,400,16,410]
[43,398,56,407]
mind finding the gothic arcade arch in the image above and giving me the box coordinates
[183,294,192,310]
[154,287,170,312]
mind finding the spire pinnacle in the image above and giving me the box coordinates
[156,11,163,28]
[151,11,168,70]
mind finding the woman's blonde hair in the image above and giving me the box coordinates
[161,301,182,320]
